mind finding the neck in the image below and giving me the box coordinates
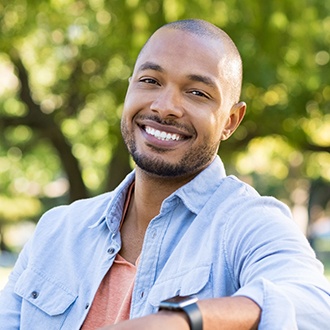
[130,168,196,228]
[118,168,199,263]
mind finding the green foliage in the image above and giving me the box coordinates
[0,0,329,232]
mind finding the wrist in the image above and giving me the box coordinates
[157,309,190,330]
[158,295,203,330]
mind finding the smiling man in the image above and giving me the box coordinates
[1,19,330,330]
[121,24,244,180]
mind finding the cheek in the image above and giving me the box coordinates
[123,90,151,119]
[196,114,223,142]
[122,95,134,116]
[121,100,136,136]
[122,97,139,126]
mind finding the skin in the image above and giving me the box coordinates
[102,25,261,329]
[122,28,242,182]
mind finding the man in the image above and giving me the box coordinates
[0,19,330,330]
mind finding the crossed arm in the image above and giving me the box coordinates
[101,296,261,330]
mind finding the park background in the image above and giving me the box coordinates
[0,0,329,288]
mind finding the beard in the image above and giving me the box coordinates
[121,117,220,178]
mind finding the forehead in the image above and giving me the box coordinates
[134,28,224,78]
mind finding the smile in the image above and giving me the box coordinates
[145,126,182,141]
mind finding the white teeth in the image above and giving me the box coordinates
[145,126,181,141]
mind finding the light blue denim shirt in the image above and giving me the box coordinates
[1,156,330,329]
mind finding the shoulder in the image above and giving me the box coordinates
[31,170,135,242]
[34,191,114,236]
[220,175,292,218]
[215,176,309,251]
[207,175,296,242]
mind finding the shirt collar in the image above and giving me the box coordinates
[89,170,136,231]
[90,156,226,229]
[169,156,227,215]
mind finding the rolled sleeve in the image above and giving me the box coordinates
[234,278,297,329]
[226,198,330,329]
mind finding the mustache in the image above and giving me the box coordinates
[135,114,196,135]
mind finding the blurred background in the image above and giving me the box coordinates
[0,0,329,288]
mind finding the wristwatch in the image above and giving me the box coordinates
[158,295,203,330]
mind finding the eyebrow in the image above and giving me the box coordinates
[137,61,217,90]
[137,61,164,73]
[187,74,217,90]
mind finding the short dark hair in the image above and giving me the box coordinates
[138,19,243,107]
[164,19,231,41]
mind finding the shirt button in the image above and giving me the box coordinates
[31,291,39,299]
[151,229,157,239]
[85,303,90,309]
[107,247,115,254]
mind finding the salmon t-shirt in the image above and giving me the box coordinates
[81,183,137,329]
[81,254,138,329]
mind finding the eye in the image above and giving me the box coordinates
[139,77,159,85]
[190,90,210,99]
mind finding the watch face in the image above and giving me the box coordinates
[159,295,203,330]
[159,295,198,309]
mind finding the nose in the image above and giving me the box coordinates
[150,87,184,118]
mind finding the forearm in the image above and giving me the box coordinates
[99,310,190,330]
[100,296,261,330]
[198,296,260,330]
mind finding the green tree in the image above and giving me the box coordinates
[0,0,329,250]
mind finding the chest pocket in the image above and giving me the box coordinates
[14,268,77,329]
[147,264,213,309]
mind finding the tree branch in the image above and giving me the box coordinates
[4,52,88,202]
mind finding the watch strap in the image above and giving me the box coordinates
[182,302,203,330]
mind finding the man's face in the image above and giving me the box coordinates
[121,28,234,179]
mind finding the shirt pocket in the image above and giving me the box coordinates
[14,267,77,329]
[147,264,213,309]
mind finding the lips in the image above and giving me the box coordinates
[136,115,192,135]
[145,126,182,141]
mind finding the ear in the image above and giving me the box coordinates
[221,102,246,141]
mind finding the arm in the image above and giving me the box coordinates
[103,199,330,330]
[226,198,330,328]
[0,240,30,328]
[100,296,261,330]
